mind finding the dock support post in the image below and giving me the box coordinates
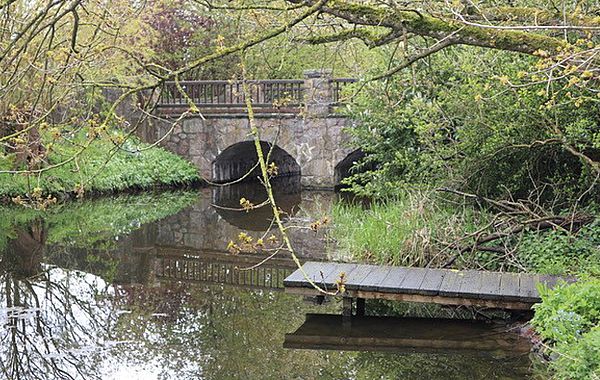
[342,297,353,327]
[315,295,325,305]
[356,298,365,316]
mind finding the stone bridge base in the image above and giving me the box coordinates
[144,114,355,189]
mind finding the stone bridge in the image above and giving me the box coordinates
[141,70,361,189]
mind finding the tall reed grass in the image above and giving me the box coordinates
[330,190,487,267]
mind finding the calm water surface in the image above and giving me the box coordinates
[0,179,542,379]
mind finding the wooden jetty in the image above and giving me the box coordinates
[284,313,531,354]
[284,262,574,312]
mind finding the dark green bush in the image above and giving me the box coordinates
[551,326,599,380]
[532,278,600,379]
[533,278,599,343]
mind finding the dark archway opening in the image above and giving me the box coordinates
[212,141,300,183]
[334,149,371,191]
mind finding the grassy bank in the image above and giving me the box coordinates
[331,190,490,268]
[331,191,599,273]
[0,133,200,202]
[330,190,599,379]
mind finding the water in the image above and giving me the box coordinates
[0,180,542,379]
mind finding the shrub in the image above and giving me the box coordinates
[533,278,599,343]
[532,278,600,380]
[551,326,600,380]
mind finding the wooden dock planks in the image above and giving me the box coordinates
[419,269,447,296]
[357,267,393,292]
[283,261,572,310]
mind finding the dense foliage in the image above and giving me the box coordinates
[532,279,600,380]
[343,47,600,205]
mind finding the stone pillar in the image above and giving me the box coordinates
[303,69,333,118]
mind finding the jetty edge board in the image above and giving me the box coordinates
[283,262,575,311]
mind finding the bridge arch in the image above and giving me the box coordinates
[212,140,301,183]
[334,149,366,187]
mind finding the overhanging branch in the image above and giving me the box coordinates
[290,1,569,55]
[300,27,402,47]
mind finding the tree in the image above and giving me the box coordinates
[291,0,600,174]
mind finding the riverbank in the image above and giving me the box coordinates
[0,134,201,204]
[329,190,599,380]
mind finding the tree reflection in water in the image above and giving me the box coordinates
[0,192,198,379]
[0,220,116,379]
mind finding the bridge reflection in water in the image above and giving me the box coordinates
[154,247,297,291]
[116,176,325,291]
[212,175,302,231]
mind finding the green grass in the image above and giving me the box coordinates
[0,133,200,200]
[330,190,487,267]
